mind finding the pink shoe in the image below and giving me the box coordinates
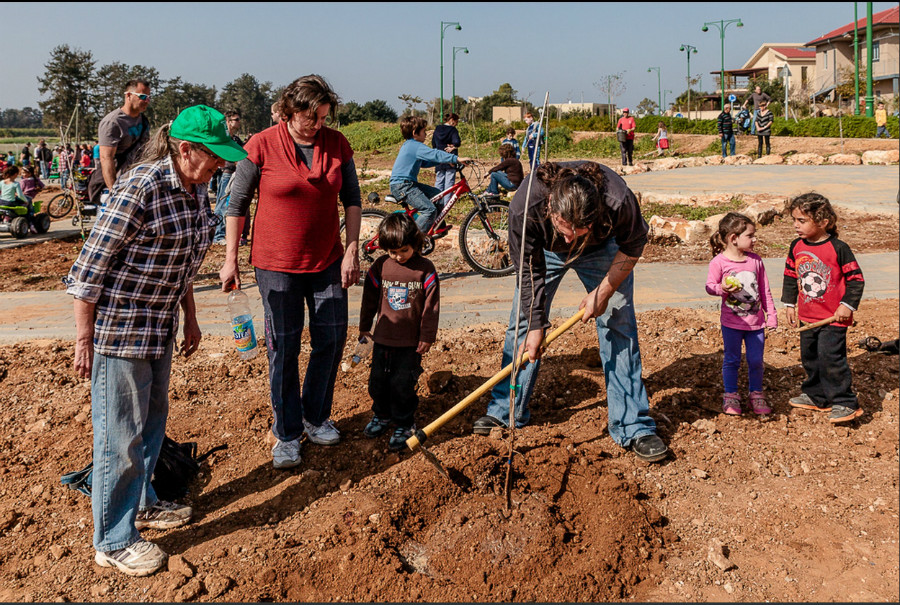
[722,393,742,415]
[749,391,771,415]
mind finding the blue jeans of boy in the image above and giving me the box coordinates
[487,172,516,195]
[721,134,736,157]
[390,179,443,232]
[876,125,889,138]
[212,172,231,242]
[256,258,348,442]
[91,341,173,552]
[485,239,658,448]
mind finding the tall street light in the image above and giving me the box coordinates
[452,46,469,116]
[647,67,661,115]
[663,90,673,115]
[702,18,743,111]
[440,21,462,123]
[680,44,698,119]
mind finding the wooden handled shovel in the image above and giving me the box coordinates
[406,308,586,457]
[797,315,838,333]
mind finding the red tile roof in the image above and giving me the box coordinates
[806,6,899,46]
[772,46,816,59]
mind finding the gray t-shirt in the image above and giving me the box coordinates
[97,109,149,174]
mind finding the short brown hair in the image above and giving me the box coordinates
[499,143,516,159]
[280,74,340,123]
[400,115,427,140]
[789,192,839,237]
[378,212,425,252]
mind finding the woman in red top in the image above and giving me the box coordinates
[616,108,637,166]
[219,75,361,469]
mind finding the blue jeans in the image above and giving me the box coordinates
[526,144,541,168]
[256,258,348,442]
[750,109,759,135]
[721,134,736,157]
[876,125,890,138]
[91,341,173,552]
[39,160,49,180]
[60,170,70,189]
[487,172,517,195]
[434,165,456,206]
[486,240,658,448]
[212,172,231,242]
[390,180,443,232]
[721,326,765,393]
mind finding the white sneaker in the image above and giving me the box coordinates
[135,500,192,530]
[272,438,301,469]
[303,418,341,445]
[94,538,167,577]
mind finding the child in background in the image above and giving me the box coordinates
[500,127,520,159]
[484,143,523,198]
[19,165,44,202]
[389,115,471,234]
[359,213,440,450]
[652,121,669,156]
[782,193,865,423]
[706,212,777,415]
[1,165,37,233]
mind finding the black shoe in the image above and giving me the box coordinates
[473,415,506,435]
[631,434,668,463]
[432,221,451,240]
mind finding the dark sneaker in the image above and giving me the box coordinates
[828,405,863,424]
[432,221,451,240]
[789,393,831,412]
[388,426,415,451]
[94,538,167,577]
[135,500,192,530]
[363,416,391,438]
[631,434,668,463]
[473,415,506,436]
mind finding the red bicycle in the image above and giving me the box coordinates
[342,163,514,279]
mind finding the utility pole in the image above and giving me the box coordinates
[864,2,874,116]
[854,2,861,115]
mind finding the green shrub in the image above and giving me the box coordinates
[338,121,403,152]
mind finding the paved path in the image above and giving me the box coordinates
[1,252,896,344]
[624,165,899,215]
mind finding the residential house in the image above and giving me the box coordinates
[804,5,899,105]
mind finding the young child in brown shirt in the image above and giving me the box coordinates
[359,213,440,450]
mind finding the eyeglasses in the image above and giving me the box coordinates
[193,145,222,162]
[127,92,151,101]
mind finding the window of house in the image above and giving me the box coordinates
[801,66,808,85]
[873,41,880,62]
[824,52,828,69]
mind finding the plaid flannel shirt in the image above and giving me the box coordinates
[65,155,216,359]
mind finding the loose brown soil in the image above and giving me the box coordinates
[0,301,897,602]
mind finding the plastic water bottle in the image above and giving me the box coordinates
[227,289,258,360]
[342,336,374,372]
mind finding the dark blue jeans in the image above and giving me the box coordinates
[487,172,517,195]
[800,325,857,409]
[256,258,348,441]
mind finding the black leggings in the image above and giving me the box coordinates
[757,135,770,156]
[619,140,634,165]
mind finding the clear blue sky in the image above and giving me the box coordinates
[3,2,896,114]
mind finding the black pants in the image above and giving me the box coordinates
[757,135,771,156]
[619,140,634,165]
[368,343,422,428]
[800,325,858,409]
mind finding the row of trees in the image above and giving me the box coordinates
[34,45,282,138]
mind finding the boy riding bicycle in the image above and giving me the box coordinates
[390,116,471,234]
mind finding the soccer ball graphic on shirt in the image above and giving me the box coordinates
[800,271,828,300]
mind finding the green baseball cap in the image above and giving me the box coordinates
[170,105,248,162]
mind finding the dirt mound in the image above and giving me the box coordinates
[0,302,897,602]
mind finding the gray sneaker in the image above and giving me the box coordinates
[789,393,831,412]
[94,538,167,577]
[828,405,863,424]
[272,438,302,469]
[303,418,341,445]
[135,500,192,530]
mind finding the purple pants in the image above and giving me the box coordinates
[721,325,765,393]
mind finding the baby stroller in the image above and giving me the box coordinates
[737,108,752,135]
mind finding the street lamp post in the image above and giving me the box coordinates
[702,18,744,110]
[680,44,698,119]
[647,66,661,115]
[663,90,673,115]
[440,21,462,124]
[452,46,468,116]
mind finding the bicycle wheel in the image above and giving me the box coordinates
[458,198,514,277]
[340,208,389,284]
[47,191,75,219]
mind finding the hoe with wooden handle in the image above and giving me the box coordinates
[797,315,838,332]
[406,309,586,477]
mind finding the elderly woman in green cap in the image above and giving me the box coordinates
[65,105,246,577]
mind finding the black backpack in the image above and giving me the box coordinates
[61,436,225,502]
